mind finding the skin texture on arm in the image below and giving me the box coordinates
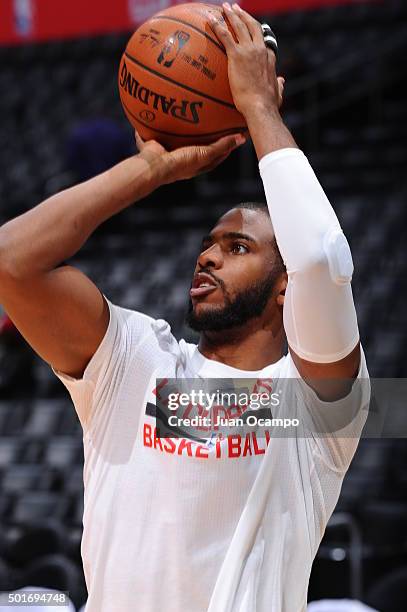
[0,133,245,378]
[211,3,360,398]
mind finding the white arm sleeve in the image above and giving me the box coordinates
[259,147,359,363]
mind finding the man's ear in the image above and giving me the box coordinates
[276,273,287,306]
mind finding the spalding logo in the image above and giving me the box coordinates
[157,31,190,68]
[120,60,203,124]
[139,110,156,122]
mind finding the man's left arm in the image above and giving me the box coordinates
[212,4,361,401]
[257,145,361,401]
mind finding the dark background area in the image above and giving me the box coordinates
[0,0,406,610]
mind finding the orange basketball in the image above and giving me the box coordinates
[118,2,246,150]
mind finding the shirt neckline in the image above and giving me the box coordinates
[189,344,286,376]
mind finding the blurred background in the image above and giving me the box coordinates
[0,0,406,610]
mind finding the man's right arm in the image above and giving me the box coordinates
[0,133,244,378]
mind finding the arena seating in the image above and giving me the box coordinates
[0,1,406,609]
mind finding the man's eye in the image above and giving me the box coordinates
[231,243,249,254]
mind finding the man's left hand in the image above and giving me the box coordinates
[210,3,285,119]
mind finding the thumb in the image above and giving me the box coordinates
[277,76,285,108]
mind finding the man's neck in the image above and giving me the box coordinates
[198,322,285,371]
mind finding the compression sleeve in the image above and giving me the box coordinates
[259,148,359,363]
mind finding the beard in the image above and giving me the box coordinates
[185,270,278,332]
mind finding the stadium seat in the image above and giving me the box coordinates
[5,523,64,566]
[64,526,83,565]
[359,502,407,550]
[20,439,45,464]
[67,495,84,527]
[24,403,62,437]
[0,438,22,467]
[12,493,69,525]
[63,466,84,495]
[365,566,407,612]
[2,466,58,494]
[0,404,29,436]
[44,438,83,468]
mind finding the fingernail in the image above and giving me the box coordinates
[223,2,232,10]
[232,3,241,10]
[235,134,246,146]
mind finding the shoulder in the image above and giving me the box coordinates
[106,300,196,370]
[106,298,174,348]
[106,299,156,330]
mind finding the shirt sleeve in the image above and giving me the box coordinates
[52,297,156,431]
[285,346,371,473]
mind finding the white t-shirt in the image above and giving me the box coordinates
[53,300,370,612]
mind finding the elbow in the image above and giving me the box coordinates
[295,229,354,286]
[323,228,354,285]
[0,227,19,289]
[0,229,9,279]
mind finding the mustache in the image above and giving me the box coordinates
[190,270,225,291]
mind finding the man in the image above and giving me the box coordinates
[0,4,369,611]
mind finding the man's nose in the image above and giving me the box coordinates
[197,243,223,270]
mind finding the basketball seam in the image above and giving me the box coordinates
[150,15,226,55]
[123,101,245,138]
[123,51,236,110]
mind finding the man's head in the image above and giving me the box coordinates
[186,203,287,333]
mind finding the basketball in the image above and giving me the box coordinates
[118,2,246,150]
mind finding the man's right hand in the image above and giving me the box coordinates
[135,130,246,185]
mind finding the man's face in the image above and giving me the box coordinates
[186,208,283,332]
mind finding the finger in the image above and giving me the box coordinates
[222,2,252,44]
[199,135,245,173]
[134,129,145,151]
[277,76,285,108]
[208,13,235,53]
[231,4,264,45]
[188,133,245,176]
[206,133,246,159]
[277,76,285,92]
[173,133,244,174]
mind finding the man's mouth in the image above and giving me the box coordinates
[190,272,218,298]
